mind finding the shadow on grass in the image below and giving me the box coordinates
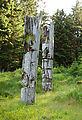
[0,75,22,98]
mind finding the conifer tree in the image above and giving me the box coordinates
[0,0,39,72]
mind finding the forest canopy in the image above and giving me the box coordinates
[0,0,82,72]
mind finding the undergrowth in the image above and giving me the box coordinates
[0,61,82,120]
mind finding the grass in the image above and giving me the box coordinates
[0,65,82,120]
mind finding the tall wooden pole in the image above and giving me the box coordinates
[42,23,54,91]
[21,12,42,104]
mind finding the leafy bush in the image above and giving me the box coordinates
[67,61,82,76]
[53,66,67,74]
[53,67,61,74]
[53,74,65,81]
[78,63,82,76]
[67,88,82,102]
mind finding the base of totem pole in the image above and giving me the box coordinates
[42,81,52,91]
[21,87,35,104]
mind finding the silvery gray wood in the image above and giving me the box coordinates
[21,12,42,104]
[42,23,54,91]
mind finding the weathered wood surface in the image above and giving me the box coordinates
[42,23,54,91]
[21,12,42,104]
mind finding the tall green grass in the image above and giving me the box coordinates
[0,61,82,120]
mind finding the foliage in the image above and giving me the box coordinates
[0,0,23,71]
[67,61,82,76]
[72,0,82,61]
[0,0,82,71]
[0,66,82,120]
[51,1,82,67]
[52,9,77,66]
[0,0,39,72]
[53,60,82,77]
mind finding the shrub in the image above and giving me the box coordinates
[67,61,79,76]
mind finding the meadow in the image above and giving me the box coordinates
[0,62,82,120]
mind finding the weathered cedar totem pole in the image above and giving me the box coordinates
[42,23,54,91]
[21,12,42,104]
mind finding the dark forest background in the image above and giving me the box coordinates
[0,0,82,72]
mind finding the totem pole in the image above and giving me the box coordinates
[42,23,54,91]
[21,12,42,104]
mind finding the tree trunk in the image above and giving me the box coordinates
[42,23,54,91]
[21,12,42,104]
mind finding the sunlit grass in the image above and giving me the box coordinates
[0,67,82,120]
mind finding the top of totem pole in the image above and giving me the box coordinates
[24,11,42,37]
